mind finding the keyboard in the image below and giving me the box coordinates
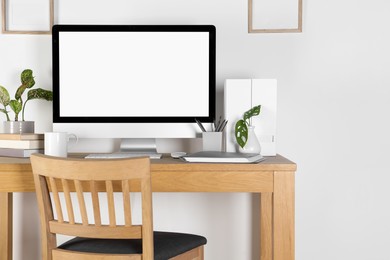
[85,152,162,159]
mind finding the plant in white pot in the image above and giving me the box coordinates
[0,69,53,133]
[234,104,261,154]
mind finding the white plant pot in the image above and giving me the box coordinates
[3,121,35,134]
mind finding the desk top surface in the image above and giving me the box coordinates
[0,154,296,172]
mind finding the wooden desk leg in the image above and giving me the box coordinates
[273,171,295,260]
[0,192,13,260]
[260,192,273,260]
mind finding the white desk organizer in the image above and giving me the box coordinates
[224,79,277,156]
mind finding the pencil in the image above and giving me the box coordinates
[219,120,228,132]
[195,119,206,132]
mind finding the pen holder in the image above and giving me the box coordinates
[202,132,223,152]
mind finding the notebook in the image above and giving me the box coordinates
[181,151,264,163]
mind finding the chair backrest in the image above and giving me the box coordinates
[30,154,153,260]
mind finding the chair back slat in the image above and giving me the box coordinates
[74,180,89,226]
[61,179,75,224]
[122,180,132,227]
[105,180,116,227]
[90,181,102,226]
[49,177,63,223]
[31,154,153,258]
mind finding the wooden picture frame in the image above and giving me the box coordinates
[248,0,302,33]
[2,0,54,34]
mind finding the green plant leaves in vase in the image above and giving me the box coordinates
[243,105,261,121]
[235,119,248,148]
[21,69,35,87]
[0,69,53,122]
[10,100,22,115]
[0,86,10,105]
[27,88,53,101]
[16,69,35,100]
[235,105,261,148]
[0,86,11,121]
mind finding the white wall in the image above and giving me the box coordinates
[1,0,390,259]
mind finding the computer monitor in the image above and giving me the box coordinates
[52,25,216,154]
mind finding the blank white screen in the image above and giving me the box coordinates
[59,31,209,117]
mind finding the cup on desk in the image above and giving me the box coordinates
[44,132,78,157]
[202,132,223,152]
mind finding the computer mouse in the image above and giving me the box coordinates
[170,152,186,159]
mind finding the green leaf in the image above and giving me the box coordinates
[27,88,53,101]
[22,88,53,121]
[10,100,22,114]
[0,108,8,114]
[0,85,10,106]
[235,119,248,148]
[21,69,35,88]
[0,107,10,121]
[15,69,35,100]
[15,85,27,100]
[243,105,261,122]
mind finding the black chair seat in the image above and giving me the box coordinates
[58,231,207,260]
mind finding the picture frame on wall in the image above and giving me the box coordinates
[248,0,302,33]
[1,0,54,34]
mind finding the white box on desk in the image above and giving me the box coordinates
[224,79,277,156]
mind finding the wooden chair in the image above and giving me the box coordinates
[31,154,206,260]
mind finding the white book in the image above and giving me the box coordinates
[0,148,43,158]
[181,151,264,163]
[0,133,44,140]
[0,140,44,149]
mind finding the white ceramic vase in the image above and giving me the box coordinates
[239,125,261,154]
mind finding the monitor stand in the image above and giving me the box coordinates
[85,138,162,159]
[119,138,162,159]
[120,138,157,153]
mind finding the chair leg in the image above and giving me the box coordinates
[169,246,204,260]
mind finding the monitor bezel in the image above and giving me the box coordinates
[52,24,216,123]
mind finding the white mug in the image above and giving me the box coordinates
[44,132,78,157]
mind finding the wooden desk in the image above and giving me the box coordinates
[0,154,296,260]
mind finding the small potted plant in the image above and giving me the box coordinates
[0,69,53,133]
[235,104,261,154]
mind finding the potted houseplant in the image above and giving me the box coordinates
[0,69,53,133]
[235,104,261,154]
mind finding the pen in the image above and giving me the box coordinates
[195,119,206,132]
[219,120,228,132]
[215,116,221,131]
[215,120,225,132]
[216,119,226,132]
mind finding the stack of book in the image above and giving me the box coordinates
[0,133,44,158]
